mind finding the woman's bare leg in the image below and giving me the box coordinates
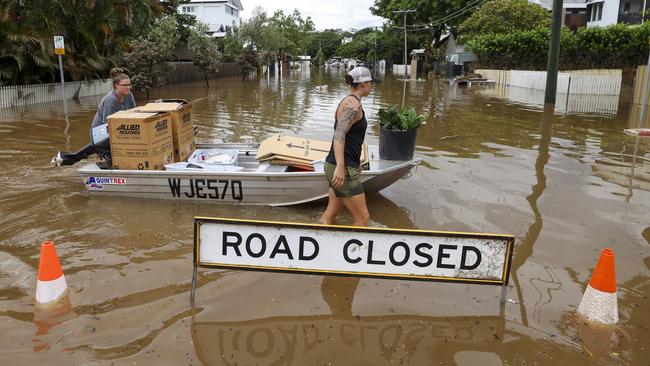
[342,193,370,227]
[319,188,344,224]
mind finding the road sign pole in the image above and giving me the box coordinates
[544,0,564,104]
[54,36,68,115]
[58,54,68,115]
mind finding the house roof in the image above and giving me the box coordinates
[530,0,586,10]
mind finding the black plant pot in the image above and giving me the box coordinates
[379,125,417,160]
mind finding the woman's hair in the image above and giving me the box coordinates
[344,74,361,89]
[110,68,129,87]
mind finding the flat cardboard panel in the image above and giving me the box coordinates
[134,102,183,112]
[256,134,331,161]
[256,134,368,166]
[108,111,174,170]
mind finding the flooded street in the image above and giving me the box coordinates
[1,68,649,365]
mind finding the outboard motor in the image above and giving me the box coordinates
[51,123,112,167]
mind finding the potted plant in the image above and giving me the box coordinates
[377,104,425,160]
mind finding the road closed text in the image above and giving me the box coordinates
[196,218,514,284]
[221,231,482,270]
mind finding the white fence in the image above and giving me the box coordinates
[392,65,412,76]
[479,83,620,116]
[475,69,622,96]
[0,79,112,109]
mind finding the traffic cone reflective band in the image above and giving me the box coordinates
[35,241,67,304]
[577,248,618,324]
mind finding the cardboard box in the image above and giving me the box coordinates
[108,110,174,170]
[134,100,195,162]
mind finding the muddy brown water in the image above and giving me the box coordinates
[1,68,649,365]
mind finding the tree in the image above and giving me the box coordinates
[237,48,259,80]
[122,16,179,99]
[305,30,343,59]
[0,0,166,85]
[459,0,550,42]
[313,48,325,67]
[160,0,197,44]
[218,27,244,62]
[187,23,221,87]
[371,0,471,63]
[267,9,315,59]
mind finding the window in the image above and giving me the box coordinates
[225,6,238,16]
[624,2,631,12]
[590,3,603,22]
[598,3,603,20]
[182,6,196,13]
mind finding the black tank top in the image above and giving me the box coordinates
[325,95,367,168]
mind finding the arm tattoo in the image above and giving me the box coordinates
[333,101,358,143]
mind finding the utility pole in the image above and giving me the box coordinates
[374,26,377,72]
[544,0,563,104]
[393,9,415,77]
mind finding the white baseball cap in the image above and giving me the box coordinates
[349,67,372,83]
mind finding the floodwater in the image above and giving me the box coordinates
[1,68,649,365]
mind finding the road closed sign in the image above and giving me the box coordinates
[194,217,515,285]
[194,217,514,285]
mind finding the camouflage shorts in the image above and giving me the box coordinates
[324,162,364,198]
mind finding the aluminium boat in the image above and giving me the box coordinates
[77,143,420,206]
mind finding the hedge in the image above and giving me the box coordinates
[466,23,650,70]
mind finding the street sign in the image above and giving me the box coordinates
[193,217,514,287]
[53,36,65,55]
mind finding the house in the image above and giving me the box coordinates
[529,0,648,29]
[530,0,588,30]
[586,0,647,27]
[178,0,244,37]
[445,34,477,76]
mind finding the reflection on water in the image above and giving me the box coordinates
[191,312,506,365]
[1,70,650,364]
[479,84,620,116]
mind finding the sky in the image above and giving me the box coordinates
[240,0,386,31]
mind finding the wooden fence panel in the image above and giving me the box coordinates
[166,62,243,84]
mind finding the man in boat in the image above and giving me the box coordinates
[51,68,135,168]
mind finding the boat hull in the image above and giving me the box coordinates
[77,143,419,206]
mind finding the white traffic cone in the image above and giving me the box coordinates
[577,248,618,324]
[35,241,68,304]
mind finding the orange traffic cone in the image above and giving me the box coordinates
[35,241,67,304]
[577,248,618,324]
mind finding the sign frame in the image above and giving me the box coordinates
[53,36,65,55]
[191,217,515,303]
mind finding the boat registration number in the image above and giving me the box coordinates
[168,178,243,201]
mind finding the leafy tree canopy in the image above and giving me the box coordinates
[187,22,221,87]
[459,0,551,42]
[370,0,470,51]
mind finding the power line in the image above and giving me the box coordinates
[387,0,486,32]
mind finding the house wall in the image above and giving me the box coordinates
[586,0,621,27]
[179,0,241,37]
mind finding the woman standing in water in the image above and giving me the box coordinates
[320,67,373,227]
